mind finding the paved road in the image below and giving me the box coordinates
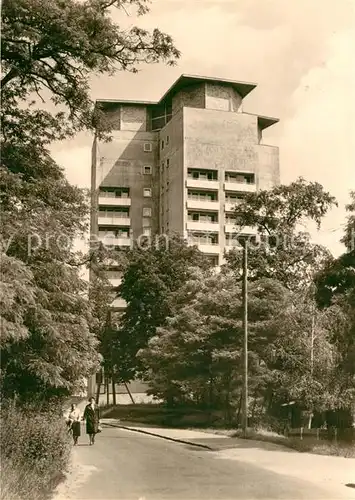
[63,426,334,499]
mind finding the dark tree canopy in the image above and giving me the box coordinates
[116,236,211,378]
[1,0,180,143]
[0,0,180,402]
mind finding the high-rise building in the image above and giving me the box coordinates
[91,74,280,310]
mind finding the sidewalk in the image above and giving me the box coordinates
[102,418,355,499]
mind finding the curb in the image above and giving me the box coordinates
[102,421,214,450]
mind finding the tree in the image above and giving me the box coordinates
[342,191,355,252]
[0,152,102,401]
[139,269,295,420]
[1,0,180,143]
[117,236,211,379]
[264,289,341,428]
[224,178,336,290]
[1,0,179,402]
[314,192,355,407]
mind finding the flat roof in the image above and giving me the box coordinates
[96,99,158,108]
[158,74,257,103]
[257,115,279,130]
[95,74,257,108]
[94,75,279,128]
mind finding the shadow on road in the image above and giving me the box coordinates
[170,437,294,453]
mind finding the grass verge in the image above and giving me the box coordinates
[230,428,355,458]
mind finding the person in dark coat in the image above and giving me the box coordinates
[83,397,100,445]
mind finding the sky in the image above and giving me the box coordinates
[52,0,355,257]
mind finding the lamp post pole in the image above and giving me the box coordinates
[242,239,248,437]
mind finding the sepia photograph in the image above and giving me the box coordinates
[1,0,355,499]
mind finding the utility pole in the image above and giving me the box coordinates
[308,298,316,430]
[242,239,249,437]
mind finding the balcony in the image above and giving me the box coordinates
[98,196,131,207]
[224,181,256,193]
[99,236,132,247]
[187,199,219,211]
[196,243,220,255]
[186,220,219,232]
[98,216,131,226]
[111,297,127,310]
[109,278,122,288]
[225,223,256,235]
[186,178,219,190]
[225,201,240,212]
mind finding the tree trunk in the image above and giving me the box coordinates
[124,382,135,404]
[95,369,103,405]
[112,373,116,406]
[251,395,257,425]
[224,375,231,425]
[308,412,313,430]
[106,374,110,406]
[236,391,243,427]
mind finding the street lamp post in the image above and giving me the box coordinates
[242,238,248,437]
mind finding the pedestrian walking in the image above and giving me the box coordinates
[67,403,81,445]
[83,397,101,445]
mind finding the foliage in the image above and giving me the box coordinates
[139,266,349,423]
[0,402,71,500]
[233,177,337,233]
[341,191,355,251]
[115,236,210,379]
[1,0,180,143]
[0,146,101,401]
[139,270,295,410]
[1,0,179,401]
[224,178,335,290]
[314,192,355,399]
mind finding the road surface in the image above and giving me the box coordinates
[60,425,335,499]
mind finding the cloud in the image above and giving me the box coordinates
[280,28,355,254]
[52,145,91,188]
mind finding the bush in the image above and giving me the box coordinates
[0,401,71,500]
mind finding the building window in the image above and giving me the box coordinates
[143,165,152,175]
[189,232,218,245]
[208,256,219,267]
[188,212,218,223]
[144,143,152,152]
[166,159,170,168]
[143,188,152,197]
[143,207,152,217]
[188,169,218,181]
[106,270,122,279]
[143,227,151,236]
[225,172,255,184]
[161,140,164,150]
[99,187,129,198]
[99,208,129,218]
[142,218,151,227]
[188,190,218,202]
[166,135,170,145]
[225,214,236,224]
[225,192,244,204]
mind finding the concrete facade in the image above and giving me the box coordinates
[91,75,280,308]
